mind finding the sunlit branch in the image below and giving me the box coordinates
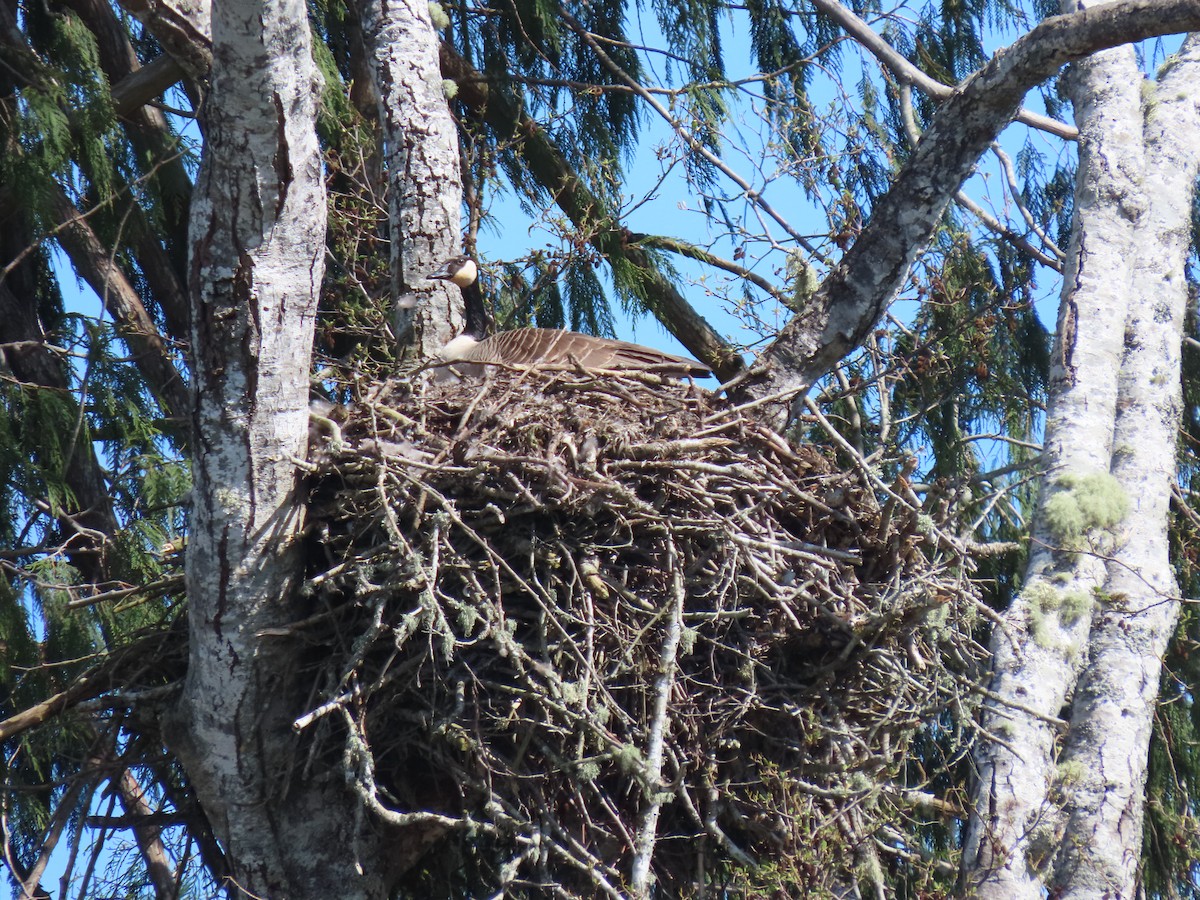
[810,0,1078,140]
[899,85,1064,272]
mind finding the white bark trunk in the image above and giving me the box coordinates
[961,35,1146,899]
[359,0,464,359]
[168,0,398,893]
[1051,34,1200,899]
[964,20,1200,900]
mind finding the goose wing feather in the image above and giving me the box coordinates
[462,329,710,377]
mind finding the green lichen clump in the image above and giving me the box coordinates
[428,1,450,29]
[1056,759,1087,787]
[1025,582,1092,652]
[1059,590,1091,624]
[1044,471,1129,549]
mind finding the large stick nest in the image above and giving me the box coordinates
[299,369,982,896]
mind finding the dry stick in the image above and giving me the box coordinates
[539,813,627,899]
[804,393,984,566]
[992,142,1065,259]
[396,469,606,665]
[958,673,1067,730]
[380,455,629,745]
[310,374,985,887]
[868,332,894,452]
[338,706,472,831]
[803,397,918,513]
[294,535,435,732]
[629,536,686,895]
[66,574,184,610]
[663,745,757,868]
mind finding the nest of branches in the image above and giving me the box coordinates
[298,368,983,896]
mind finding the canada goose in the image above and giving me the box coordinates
[427,256,712,378]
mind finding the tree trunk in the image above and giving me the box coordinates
[962,29,1200,900]
[358,0,464,358]
[164,0,399,892]
[961,38,1143,898]
[1049,34,1200,899]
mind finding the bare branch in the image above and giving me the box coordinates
[811,0,1077,139]
[742,0,1200,422]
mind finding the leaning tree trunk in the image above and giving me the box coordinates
[162,0,400,893]
[962,28,1200,900]
[731,2,1200,425]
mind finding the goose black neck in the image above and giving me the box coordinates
[461,277,495,341]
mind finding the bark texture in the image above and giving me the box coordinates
[962,25,1200,900]
[1050,34,1200,899]
[961,38,1143,897]
[359,0,464,359]
[167,0,398,892]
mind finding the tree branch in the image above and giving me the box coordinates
[63,0,194,334]
[741,0,1200,421]
[115,0,212,81]
[633,234,783,298]
[0,268,121,584]
[811,0,1077,139]
[46,185,190,416]
[110,54,187,117]
[898,84,1063,272]
[0,0,193,345]
[114,767,179,900]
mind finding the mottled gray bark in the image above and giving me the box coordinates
[962,36,1145,898]
[962,25,1200,900]
[167,0,399,892]
[1050,34,1200,900]
[359,0,464,359]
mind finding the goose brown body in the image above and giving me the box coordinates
[428,256,712,379]
[442,327,712,377]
